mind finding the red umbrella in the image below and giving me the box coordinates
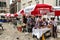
[5,13,11,17]
[55,10,60,16]
[35,4,52,10]
[19,9,26,16]
[35,13,42,16]
[20,10,24,13]
[11,14,15,17]
[31,8,40,16]
[31,4,52,16]
[35,4,52,12]
[14,13,18,17]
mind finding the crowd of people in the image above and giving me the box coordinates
[0,15,57,38]
[22,15,57,38]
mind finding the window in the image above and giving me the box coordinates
[56,0,58,6]
[0,10,6,13]
[0,2,6,7]
[27,0,32,2]
[28,1,32,3]
[36,1,39,4]
[59,0,60,6]
[28,1,32,6]
[57,0,60,6]
[28,3,31,6]
[23,3,26,8]
[23,3,26,5]
[23,6,25,8]
[1,16,5,18]
[35,0,38,1]
[3,2,6,7]
[17,0,21,2]
[0,2,1,6]
[35,0,39,4]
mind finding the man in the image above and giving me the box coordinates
[12,18,17,29]
[22,16,27,32]
[50,17,57,38]
[27,16,32,32]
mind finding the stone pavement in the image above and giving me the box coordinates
[0,23,35,40]
[0,23,60,40]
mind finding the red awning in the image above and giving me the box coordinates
[5,13,11,17]
[20,9,26,16]
[14,13,18,17]
[35,4,52,10]
[10,14,15,17]
[31,4,52,16]
[31,8,41,16]
[55,10,60,16]
[20,10,24,13]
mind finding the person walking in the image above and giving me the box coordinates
[27,16,32,33]
[12,18,17,29]
[30,15,35,32]
[22,16,27,32]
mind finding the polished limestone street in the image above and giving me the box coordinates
[0,23,60,40]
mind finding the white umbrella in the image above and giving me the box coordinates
[24,5,36,14]
[5,13,11,17]
[17,5,36,15]
[11,14,14,17]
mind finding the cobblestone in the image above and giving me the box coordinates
[0,23,60,40]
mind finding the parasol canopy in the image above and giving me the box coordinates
[18,4,52,16]
[5,13,11,17]
[31,4,52,16]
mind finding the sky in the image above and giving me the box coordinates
[10,0,12,4]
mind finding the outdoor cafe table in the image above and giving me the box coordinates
[32,27,51,39]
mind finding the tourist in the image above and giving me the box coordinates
[22,16,27,32]
[50,17,57,38]
[12,18,17,29]
[27,15,32,32]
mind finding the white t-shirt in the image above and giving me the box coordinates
[49,20,57,27]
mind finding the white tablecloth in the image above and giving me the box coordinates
[32,27,51,39]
